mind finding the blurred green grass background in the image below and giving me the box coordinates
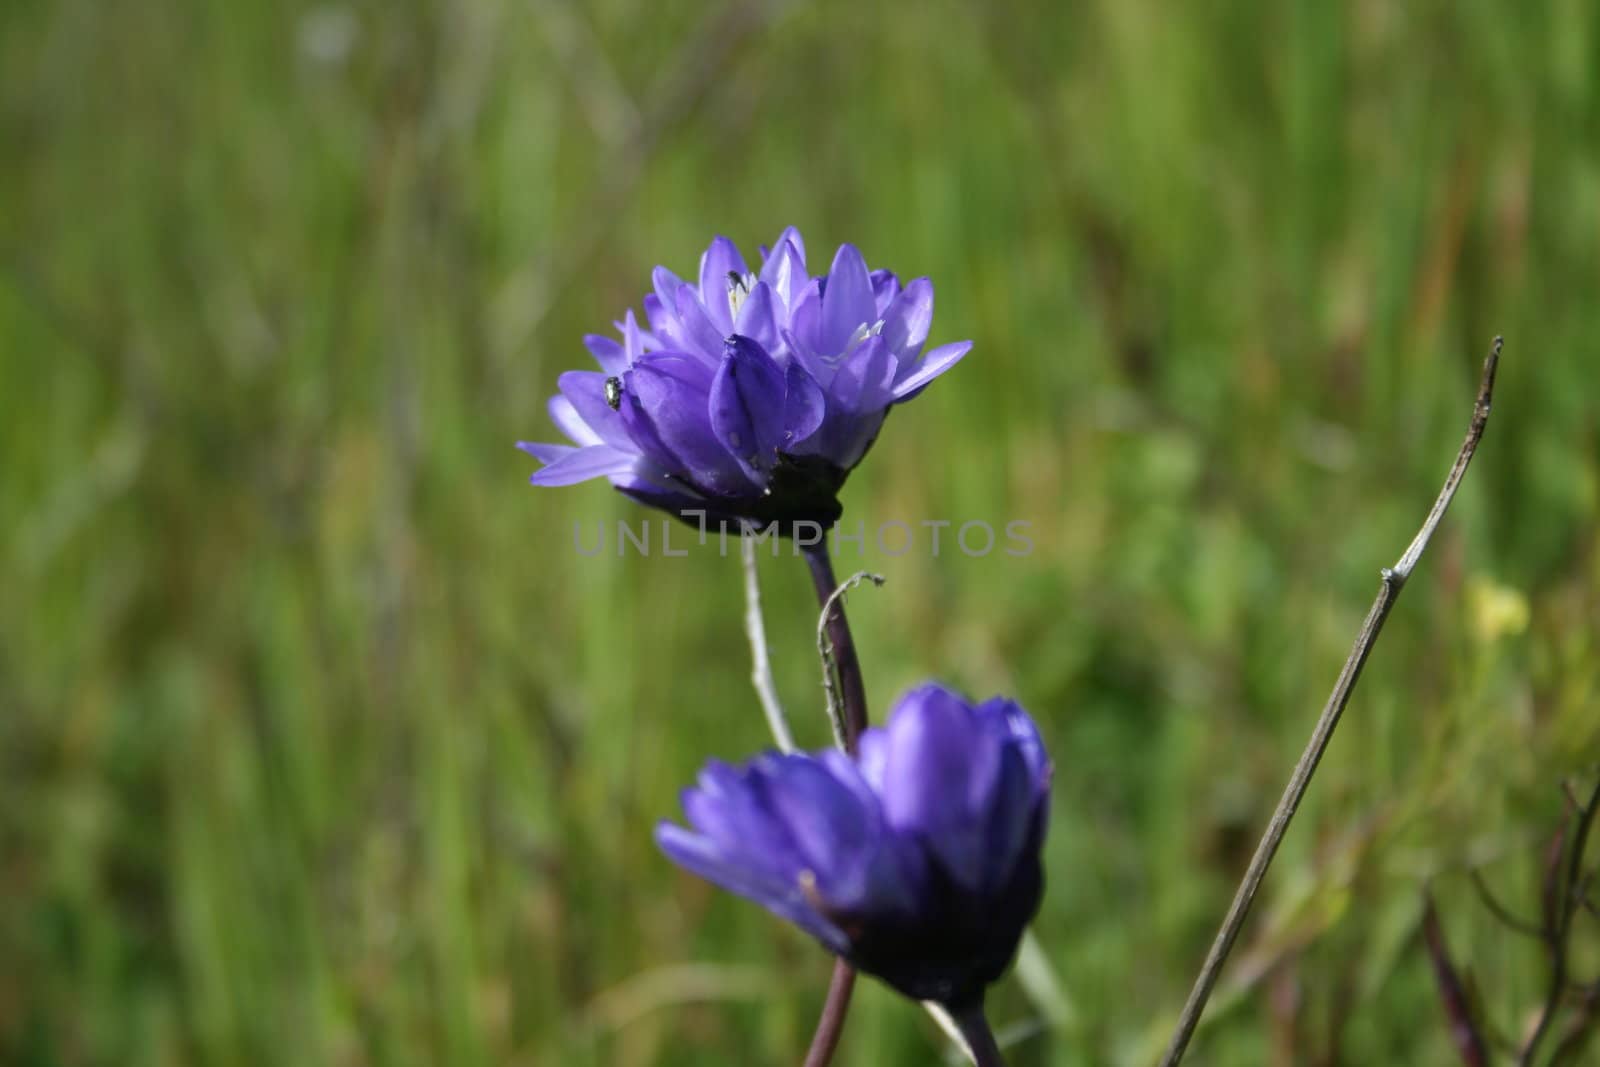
[3,0,1599,1063]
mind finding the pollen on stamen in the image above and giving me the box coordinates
[847,320,886,348]
[726,270,756,320]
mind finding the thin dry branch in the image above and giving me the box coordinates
[1159,337,1504,1066]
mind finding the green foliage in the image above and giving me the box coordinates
[2,1,1596,1063]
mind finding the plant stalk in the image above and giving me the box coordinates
[1159,338,1503,1065]
[800,542,872,1066]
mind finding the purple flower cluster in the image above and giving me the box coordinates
[656,683,1050,1010]
[520,230,1050,1024]
[519,228,971,530]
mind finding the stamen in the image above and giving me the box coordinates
[726,270,756,320]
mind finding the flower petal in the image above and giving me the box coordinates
[831,335,898,414]
[771,225,806,267]
[652,265,687,318]
[558,370,634,450]
[870,268,902,315]
[783,359,826,447]
[548,395,603,447]
[582,333,627,375]
[674,284,727,362]
[892,340,972,401]
[732,280,781,355]
[527,444,637,486]
[656,821,850,953]
[881,277,933,359]
[710,336,787,482]
[784,283,830,385]
[819,243,876,355]
[763,757,877,876]
[764,756,924,917]
[624,354,755,496]
[614,308,657,363]
[699,236,749,336]
[855,727,891,794]
[980,740,1037,895]
[759,236,808,314]
[643,292,672,338]
[516,440,574,464]
[974,696,1050,789]
[879,683,1003,891]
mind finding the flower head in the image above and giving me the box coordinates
[519,228,972,531]
[656,683,1050,1009]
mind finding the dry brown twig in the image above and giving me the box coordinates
[1160,337,1504,1065]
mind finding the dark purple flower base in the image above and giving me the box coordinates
[620,451,850,537]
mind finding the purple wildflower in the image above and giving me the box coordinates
[519,228,972,531]
[656,683,1050,1009]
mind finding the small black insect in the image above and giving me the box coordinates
[604,376,624,410]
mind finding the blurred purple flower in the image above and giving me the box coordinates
[519,228,972,530]
[656,683,1050,1009]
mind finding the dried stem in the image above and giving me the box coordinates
[1159,337,1504,1066]
[1422,892,1490,1066]
[1520,777,1600,1066]
[1549,980,1600,1066]
[741,530,795,752]
[1469,870,1545,940]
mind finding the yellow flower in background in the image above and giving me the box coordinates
[1468,575,1530,643]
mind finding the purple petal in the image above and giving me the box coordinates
[684,763,792,873]
[658,819,800,919]
[656,821,850,953]
[673,284,726,362]
[771,225,806,267]
[881,277,933,360]
[764,756,920,916]
[582,334,627,375]
[763,757,877,876]
[974,696,1050,789]
[517,440,574,464]
[652,265,687,317]
[818,243,877,355]
[643,293,672,338]
[647,269,697,353]
[625,354,756,496]
[615,308,657,362]
[855,728,891,794]
[698,236,749,335]
[783,359,826,447]
[548,395,603,447]
[710,335,787,482]
[558,370,634,450]
[758,238,809,317]
[981,741,1038,894]
[732,280,781,355]
[784,283,829,383]
[793,409,887,474]
[527,444,636,486]
[831,335,898,414]
[892,340,972,401]
[870,269,902,315]
[879,684,1003,890]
